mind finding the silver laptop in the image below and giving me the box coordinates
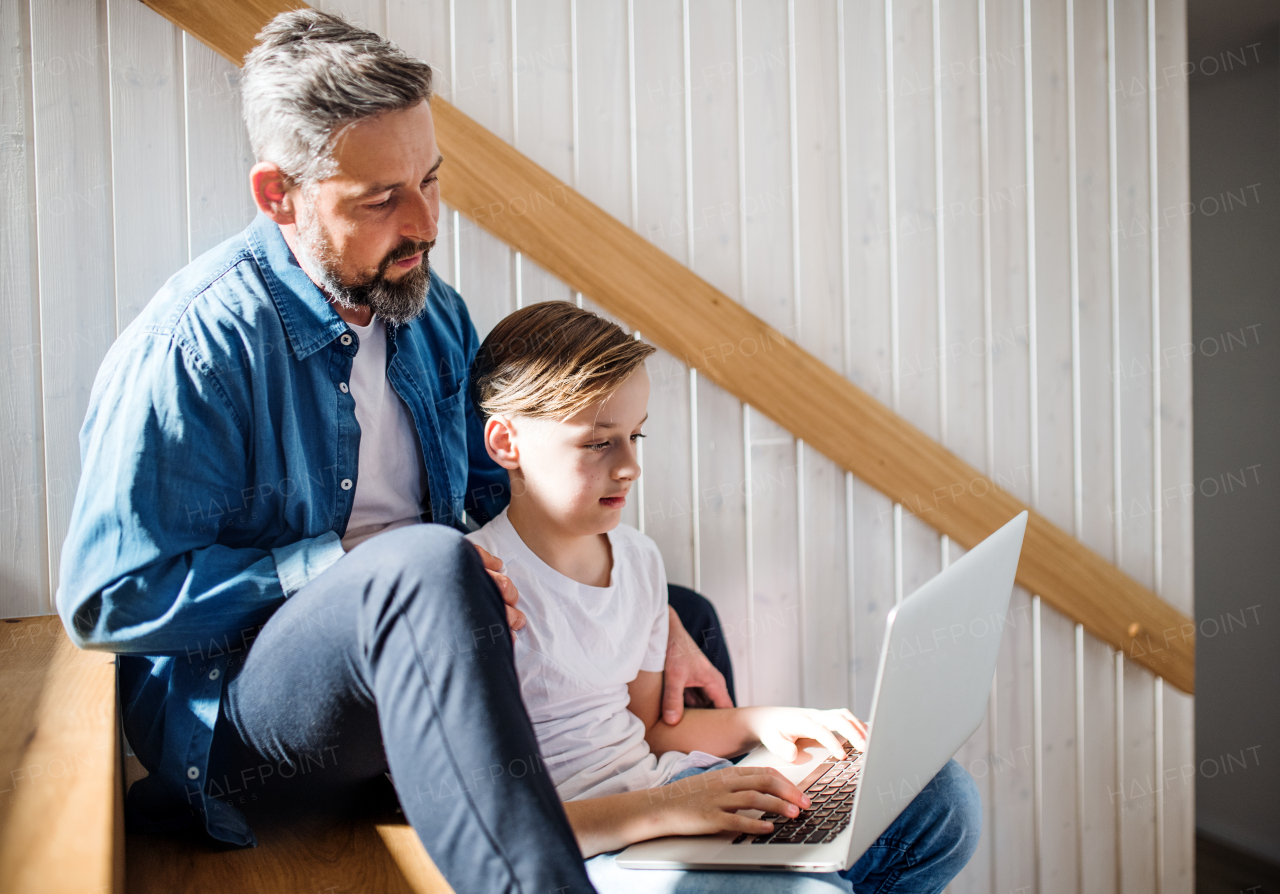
[616,510,1028,873]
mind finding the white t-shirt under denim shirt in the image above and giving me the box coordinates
[342,315,430,551]
[466,508,724,801]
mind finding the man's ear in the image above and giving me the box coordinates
[483,416,520,471]
[250,162,297,224]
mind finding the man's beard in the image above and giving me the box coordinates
[294,211,433,327]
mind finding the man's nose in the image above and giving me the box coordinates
[402,188,438,244]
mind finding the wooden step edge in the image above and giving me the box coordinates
[0,615,123,894]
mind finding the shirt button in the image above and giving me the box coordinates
[208,668,220,680]
[339,382,349,393]
[341,478,353,490]
[187,766,200,780]
[340,333,353,346]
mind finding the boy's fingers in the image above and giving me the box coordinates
[836,709,869,747]
[802,719,846,760]
[734,768,810,808]
[839,708,868,734]
[759,729,799,762]
[826,715,864,749]
[807,710,861,752]
[730,791,800,819]
[718,811,775,835]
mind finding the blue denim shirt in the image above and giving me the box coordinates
[54,213,509,846]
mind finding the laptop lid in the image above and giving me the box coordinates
[843,511,1027,868]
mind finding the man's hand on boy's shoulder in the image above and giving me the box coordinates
[472,542,526,640]
[662,606,733,725]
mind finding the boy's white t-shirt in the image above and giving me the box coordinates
[342,315,430,551]
[466,508,723,801]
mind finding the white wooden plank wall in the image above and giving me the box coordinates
[0,0,1193,890]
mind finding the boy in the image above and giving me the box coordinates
[466,302,981,892]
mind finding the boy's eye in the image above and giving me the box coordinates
[584,441,609,451]
[630,432,646,442]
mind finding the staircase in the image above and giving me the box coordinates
[0,616,456,894]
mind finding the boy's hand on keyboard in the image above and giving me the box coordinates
[651,766,811,839]
[745,707,868,762]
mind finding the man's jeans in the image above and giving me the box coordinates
[205,523,594,893]
[584,761,982,893]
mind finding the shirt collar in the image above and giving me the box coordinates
[246,213,352,360]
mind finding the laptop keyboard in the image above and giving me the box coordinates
[731,743,862,846]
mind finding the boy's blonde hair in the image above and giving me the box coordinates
[471,301,655,420]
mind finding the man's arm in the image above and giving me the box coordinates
[660,606,733,724]
[56,335,343,655]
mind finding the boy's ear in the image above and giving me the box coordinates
[483,415,521,470]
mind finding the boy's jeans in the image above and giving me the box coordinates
[585,760,982,893]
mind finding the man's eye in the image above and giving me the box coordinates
[368,197,392,210]
[423,176,438,189]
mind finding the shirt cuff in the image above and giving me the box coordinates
[271,531,346,598]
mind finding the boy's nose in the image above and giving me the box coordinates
[614,449,641,480]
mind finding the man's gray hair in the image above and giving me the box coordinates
[241,9,434,187]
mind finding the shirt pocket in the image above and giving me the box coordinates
[432,386,468,513]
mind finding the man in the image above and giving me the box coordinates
[56,11,729,893]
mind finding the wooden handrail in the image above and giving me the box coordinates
[137,0,1195,694]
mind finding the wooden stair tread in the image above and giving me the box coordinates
[119,716,457,892]
[0,615,454,893]
[120,709,456,892]
[126,802,454,894]
[0,615,123,894]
